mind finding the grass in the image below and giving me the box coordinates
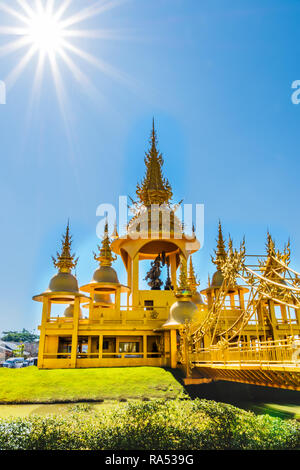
[0,366,185,403]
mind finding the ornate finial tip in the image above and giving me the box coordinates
[136,121,173,206]
[52,223,77,273]
[94,224,116,267]
[176,256,192,297]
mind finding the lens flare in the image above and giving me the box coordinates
[27,11,63,53]
[0,0,129,104]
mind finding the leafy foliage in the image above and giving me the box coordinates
[0,399,299,450]
[1,329,39,343]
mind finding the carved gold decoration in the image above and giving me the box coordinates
[136,119,173,206]
[188,256,200,293]
[52,222,78,273]
[94,221,117,267]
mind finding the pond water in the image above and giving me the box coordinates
[0,399,299,420]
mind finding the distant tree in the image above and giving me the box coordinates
[1,329,39,343]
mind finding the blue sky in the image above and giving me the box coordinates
[0,0,300,332]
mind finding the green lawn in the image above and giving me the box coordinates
[0,366,185,403]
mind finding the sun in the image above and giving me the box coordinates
[26,10,64,54]
[0,0,129,109]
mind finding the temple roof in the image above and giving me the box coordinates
[136,119,173,206]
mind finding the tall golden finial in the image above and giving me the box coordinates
[212,220,227,270]
[94,221,117,267]
[188,256,200,293]
[111,221,119,240]
[136,119,173,206]
[283,238,291,265]
[266,231,276,257]
[52,221,78,273]
[176,255,192,297]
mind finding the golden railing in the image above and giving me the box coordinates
[42,352,162,360]
[191,339,300,366]
[46,305,169,325]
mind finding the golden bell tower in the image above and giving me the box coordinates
[34,122,203,369]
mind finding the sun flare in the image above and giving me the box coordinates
[0,0,128,110]
[26,11,64,54]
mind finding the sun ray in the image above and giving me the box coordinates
[61,28,128,40]
[0,36,32,57]
[0,2,30,25]
[32,50,46,95]
[27,50,46,115]
[48,47,83,196]
[60,39,130,84]
[60,0,127,29]
[0,0,135,120]
[35,0,44,16]
[48,48,68,120]
[16,0,35,19]
[0,26,29,36]
[58,47,103,101]
[5,44,36,89]
[25,50,46,128]
[54,0,72,21]
[45,0,55,16]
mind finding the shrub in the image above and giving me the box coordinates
[0,399,299,450]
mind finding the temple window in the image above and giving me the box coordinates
[144,300,154,311]
[58,336,72,354]
[77,336,88,354]
[119,342,140,353]
[103,337,116,352]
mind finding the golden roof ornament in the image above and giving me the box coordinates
[212,220,227,270]
[266,231,276,258]
[111,221,119,240]
[188,256,200,293]
[136,119,173,206]
[221,235,246,287]
[262,232,291,280]
[94,222,117,267]
[52,222,78,273]
[176,256,192,297]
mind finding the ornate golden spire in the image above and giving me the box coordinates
[52,222,78,273]
[111,221,119,240]
[266,231,276,257]
[212,221,227,270]
[94,221,117,267]
[136,119,173,206]
[188,256,200,293]
[176,256,192,297]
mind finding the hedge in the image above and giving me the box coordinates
[0,399,299,450]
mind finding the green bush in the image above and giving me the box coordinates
[0,399,299,450]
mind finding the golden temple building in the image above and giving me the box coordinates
[34,122,300,390]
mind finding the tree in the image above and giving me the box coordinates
[1,329,39,343]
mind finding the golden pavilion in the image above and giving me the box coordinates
[34,122,205,369]
[34,122,300,388]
